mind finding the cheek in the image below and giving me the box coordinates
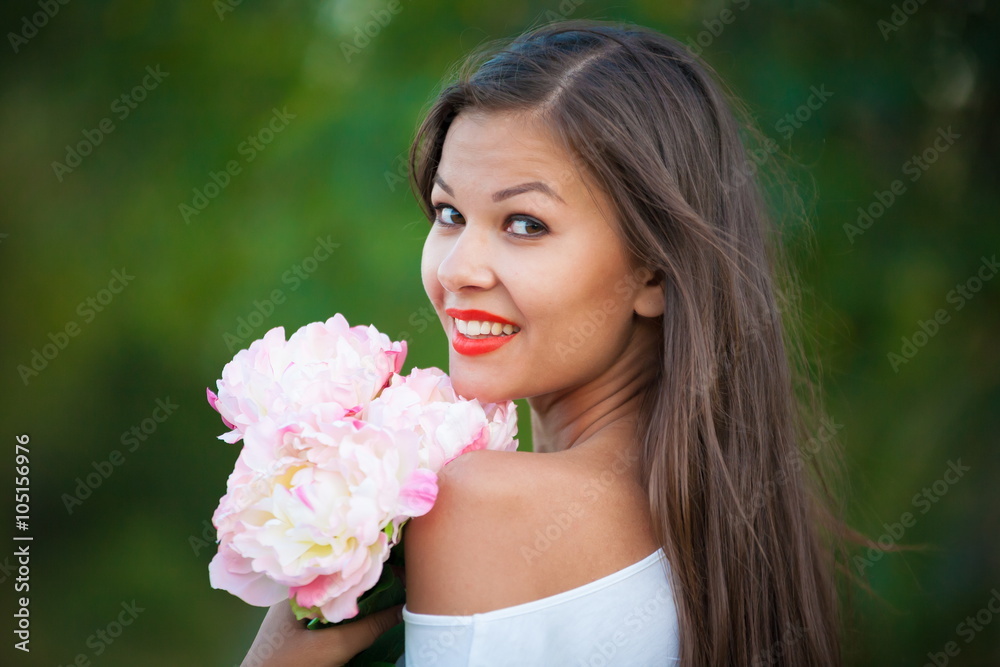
[420,236,443,304]
[547,259,634,354]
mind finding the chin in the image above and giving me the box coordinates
[448,371,509,405]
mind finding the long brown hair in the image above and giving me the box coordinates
[408,18,848,666]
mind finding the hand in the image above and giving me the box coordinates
[242,601,404,667]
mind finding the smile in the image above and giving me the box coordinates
[453,317,521,337]
[444,308,521,356]
[451,324,520,356]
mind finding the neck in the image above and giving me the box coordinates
[527,317,659,458]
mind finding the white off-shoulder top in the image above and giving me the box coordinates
[394,548,680,666]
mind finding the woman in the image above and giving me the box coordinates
[245,18,847,666]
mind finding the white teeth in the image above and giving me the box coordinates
[452,318,521,337]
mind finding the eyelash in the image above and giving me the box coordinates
[431,203,549,238]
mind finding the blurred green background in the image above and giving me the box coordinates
[1,0,997,664]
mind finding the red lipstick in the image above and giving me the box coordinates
[445,308,520,357]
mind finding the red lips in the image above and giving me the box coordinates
[445,308,520,356]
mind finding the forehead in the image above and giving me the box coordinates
[436,110,580,187]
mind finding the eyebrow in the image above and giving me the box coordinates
[433,174,565,204]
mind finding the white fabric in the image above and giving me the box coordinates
[395,548,680,666]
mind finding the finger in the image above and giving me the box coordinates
[333,604,404,659]
[242,604,304,667]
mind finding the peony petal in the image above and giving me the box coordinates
[209,545,288,607]
[206,387,220,412]
[398,469,438,516]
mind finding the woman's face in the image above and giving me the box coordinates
[421,110,660,404]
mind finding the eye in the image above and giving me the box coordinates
[431,203,549,238]
[432,204,464,226]
[506,217,548,238]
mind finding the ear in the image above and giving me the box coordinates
[632,267,665,318]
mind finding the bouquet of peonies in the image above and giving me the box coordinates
[205,314,518,661]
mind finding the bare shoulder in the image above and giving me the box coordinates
[402,449,549,615]
[403,446,659,615]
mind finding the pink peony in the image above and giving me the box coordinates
[207,314,406,444]
[365,367,520,468]
[209,420,438,622]
[206,314,517,624]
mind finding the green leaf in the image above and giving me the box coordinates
[344,622,405,667]
[290,597,321,622]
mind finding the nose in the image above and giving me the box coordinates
[436,223,497,294]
